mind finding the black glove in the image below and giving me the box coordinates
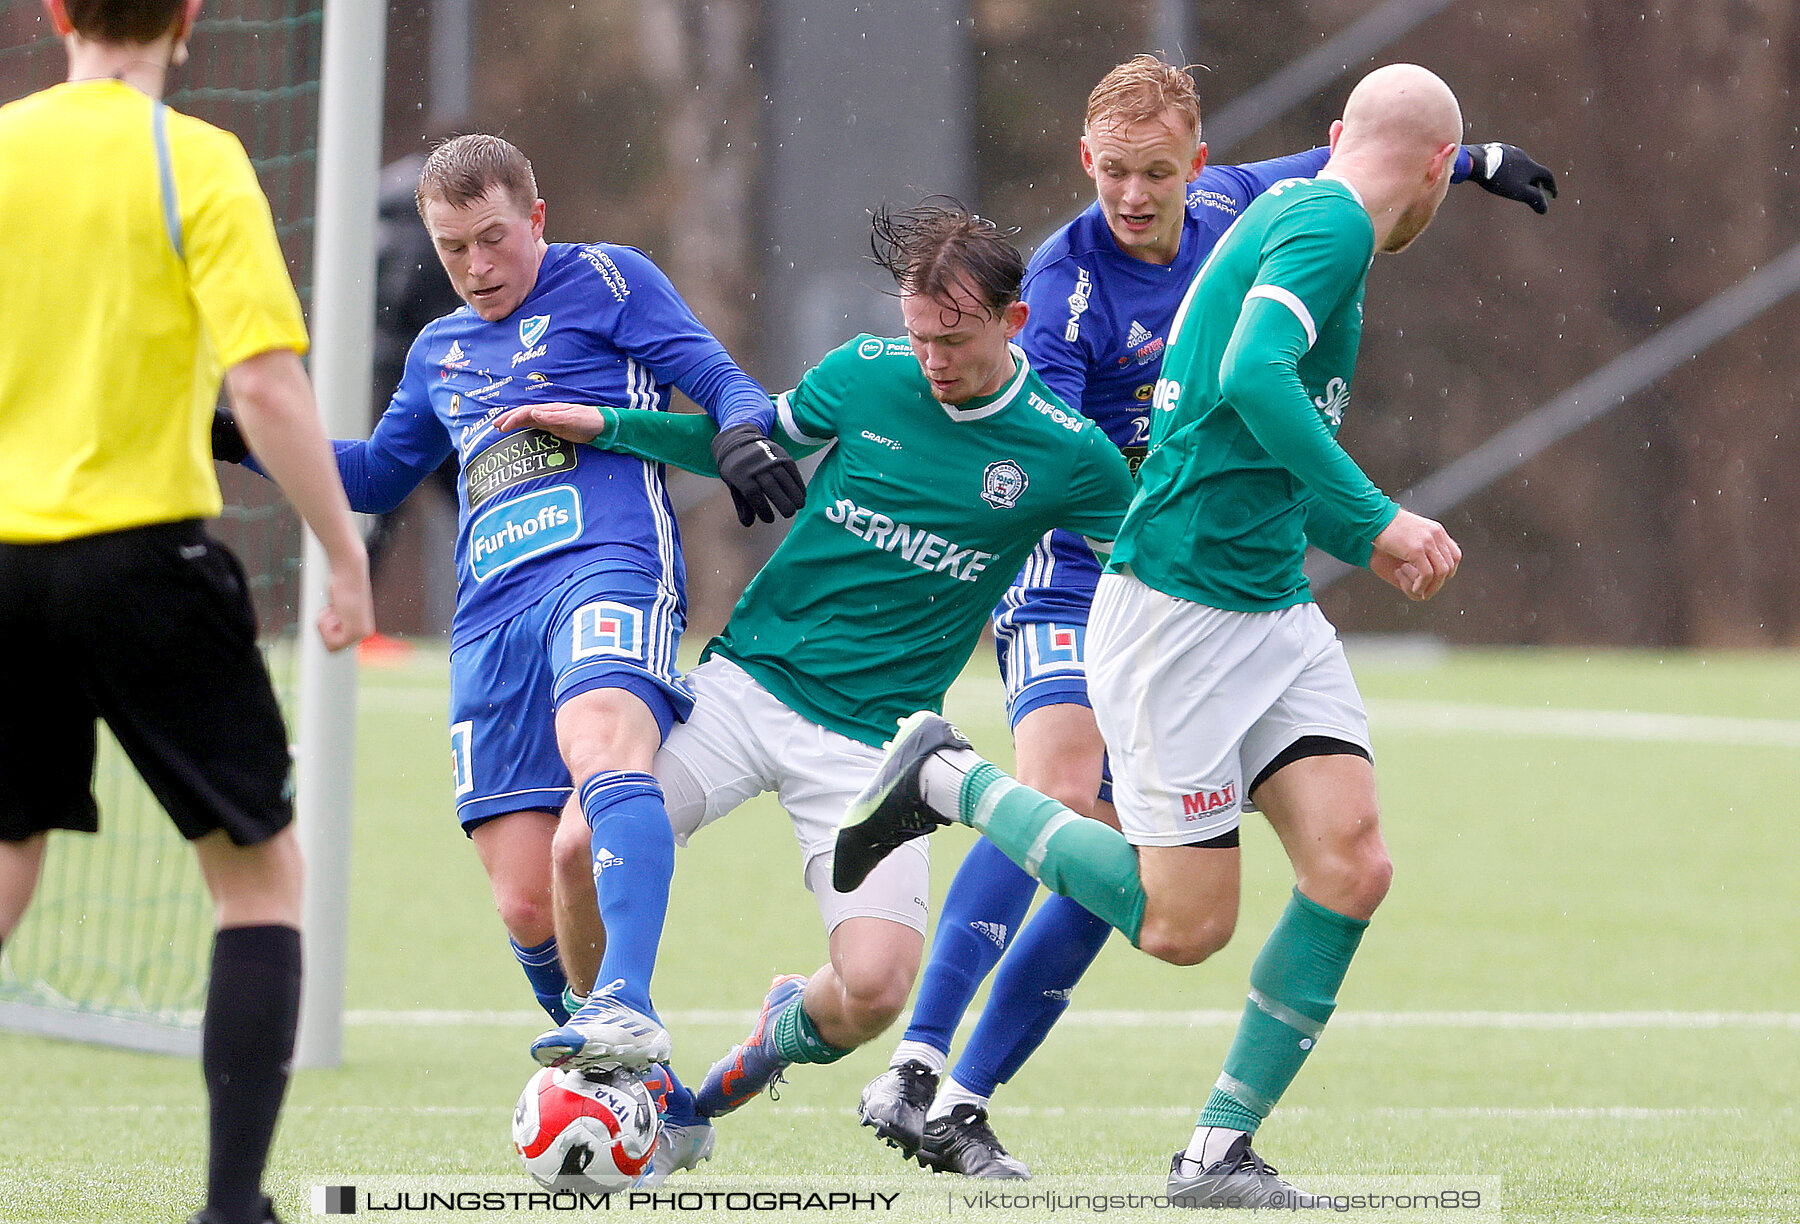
[211,406,250,464]
[1466,142,1557,214]
[709,423,806,526]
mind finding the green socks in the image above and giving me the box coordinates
[957,762,1147,944]
[770,995,854,1065]
[1198,888,1367,1133]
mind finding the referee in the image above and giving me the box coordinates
[0,4,372,1224]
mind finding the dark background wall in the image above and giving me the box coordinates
[14,0,1779,646]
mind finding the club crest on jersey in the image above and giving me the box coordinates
[519,315,550,348]
[980,459,1028,509]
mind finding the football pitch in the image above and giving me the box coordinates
[2,645,1795,1222]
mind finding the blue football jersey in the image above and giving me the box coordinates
[331,242,773,648]
[996,149,1335,629]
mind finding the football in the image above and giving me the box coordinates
[512,1065,661,1193]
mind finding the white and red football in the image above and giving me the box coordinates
[512,1065,660,1193]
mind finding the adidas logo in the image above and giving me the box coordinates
[1042,987,1075,1001]
[1125,320,1153,349]
[970,920,1008,949]
[442,339,466,365]
[592,847,625,876]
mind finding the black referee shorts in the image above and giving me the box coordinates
[0,520,293,846]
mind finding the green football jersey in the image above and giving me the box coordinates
[600,335,1135,746]
[1110,173,1401,611]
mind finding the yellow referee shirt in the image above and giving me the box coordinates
[0,79,309,542]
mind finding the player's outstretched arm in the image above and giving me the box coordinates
[224,348,374,650]
[1371,508,1461,601]
[495,401,719,475]
[1461,142,1557,213]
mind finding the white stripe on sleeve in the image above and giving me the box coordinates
[1244,284,1318,349]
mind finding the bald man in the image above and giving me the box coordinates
[833,65,1482,1206]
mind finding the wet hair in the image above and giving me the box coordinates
[62,0,188,44]
[868,198,1024,318]
[414,133,538,219]
[1085,53,1203,143]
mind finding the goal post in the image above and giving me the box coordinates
[292,0,386,1071]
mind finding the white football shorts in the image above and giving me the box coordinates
[1087,571,1371,847]
[654,655,929,934]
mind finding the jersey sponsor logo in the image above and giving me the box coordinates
[526,371,550,384]
[1119,320,1166,369]
[1064,267,1093,342]
[981,459,1029,509]
[857,337,886,359]
[1180,782,1238,820]
[571,600,644,662]
[467,486,583,582]
[823,498,999,583]
[465,429,578,510]
[579,247,631,300]
[1133,383,1154,402]
[468,375,515,403]
[1312,376,1350,428]
[860,430,903,451]
[1152,377,1181,413]
[1026,392,1084,433]
[449,721,474,798]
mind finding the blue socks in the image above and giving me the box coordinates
[580,769,675,1019]
[952,893,1111,1095]
[509,935,571,1023]
[903,838,1039,1053]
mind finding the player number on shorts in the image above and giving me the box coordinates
[450,721,474,798]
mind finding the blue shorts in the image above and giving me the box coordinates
[448,565,694,831]
[992,532,1112,803]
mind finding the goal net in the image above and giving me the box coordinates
[0,0,323,1055]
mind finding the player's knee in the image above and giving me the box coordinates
[836,960,914,1038]
[1136,910,1235,967]
[492,886,554,945]
[1351,844,1394,914]
[550,817,593,878]
[1302,832,1392,919]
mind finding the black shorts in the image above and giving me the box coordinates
[0,520,293,845]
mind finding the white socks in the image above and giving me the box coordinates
[926,1074,989,1121]
[890,1040,947,1075]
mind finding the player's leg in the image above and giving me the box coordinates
[534,570,693,1071]
[1173,610,1381,1208]
[0,833,47,945]
[449,622,579,1023]
[890,688,1114,1171]
[0,541,91,952]
[634,660,782,1173]
[865,610,1112,1156]
[695,701,928,1118]
[468,808,571,1021]
[57,525,303,1224]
